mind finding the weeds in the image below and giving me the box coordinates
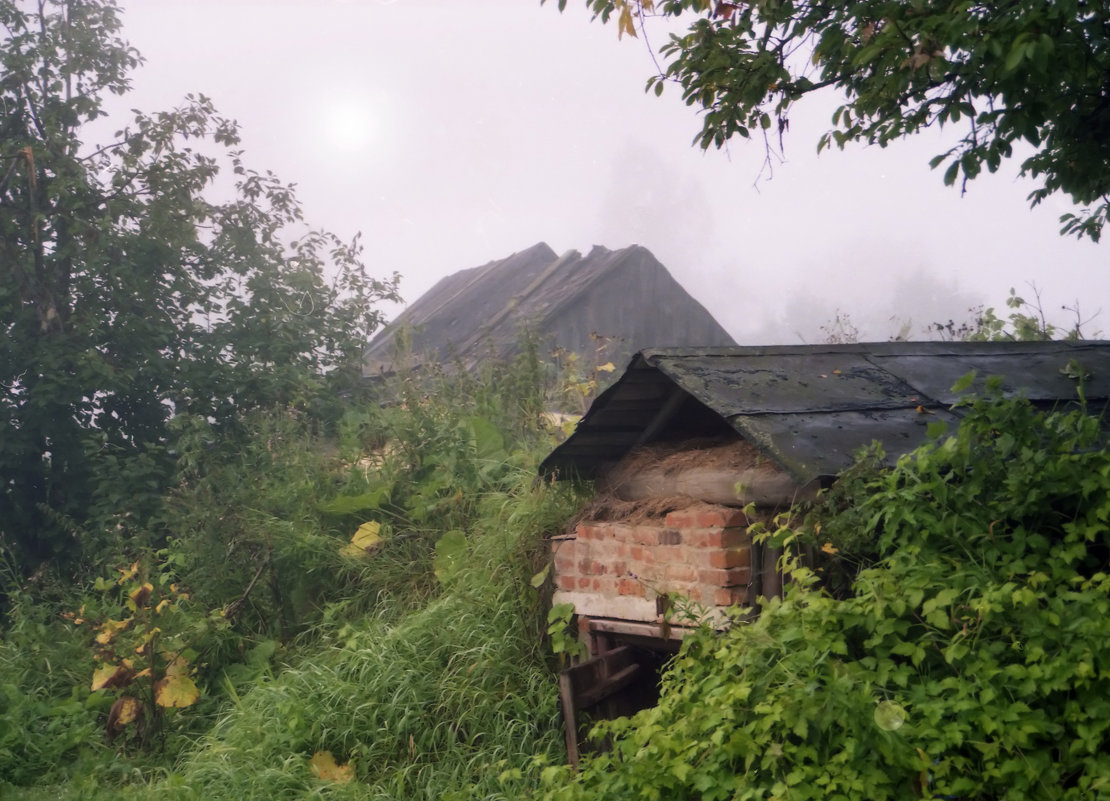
[1,344,587,799]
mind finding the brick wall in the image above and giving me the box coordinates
[552,503,758,627]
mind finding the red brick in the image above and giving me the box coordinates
[698,566,751,587]
[665,507,748,529]
[583,540,615,562]
[664,583,699,601]
[583,559,620,576]
[713,587,748,607]
[655,545,684,564]
[658,528,682,545]
[575,523,599,540]
[628,525,662,546]
[594,540,630,561]
[612,524,640,543]
[576,576,594,591]
[664,510,695,528]
[556,573,577,591]
[617,578,644,597]
[592,576,617,595]
[628,545,654,564]
[684,528,748,548]
[553,546,578,574]
[708,547,751,569]
[553,539,578,559]
[664,563,699,583]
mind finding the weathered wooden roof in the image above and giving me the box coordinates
[540,341,1110,485]
[362,243,736,375]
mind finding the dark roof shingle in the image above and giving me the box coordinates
[541,341,1110,484]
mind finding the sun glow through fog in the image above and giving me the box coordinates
[322,99,376,154]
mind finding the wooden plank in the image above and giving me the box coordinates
[558,670,581,769]
[559,645,638,768]
[575,663,640,708]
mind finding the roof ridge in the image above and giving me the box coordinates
[411,243,555,327]
[451,248,582,356]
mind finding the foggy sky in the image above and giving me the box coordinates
[108,0,1109,343]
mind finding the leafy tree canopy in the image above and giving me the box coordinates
[0,0,399,569]
[549,0,1110,241]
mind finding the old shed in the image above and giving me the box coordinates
[539,341,1110,760]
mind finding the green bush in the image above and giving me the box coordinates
[0,573,105,788]
[1,343,580,799]
[143,469,576,801]
[541,389,1110,801]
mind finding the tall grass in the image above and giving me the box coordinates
[2,343,586,800]
[141,472,572,801]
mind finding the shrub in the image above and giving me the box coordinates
[148,469,577,801]
[541,388,1110,801]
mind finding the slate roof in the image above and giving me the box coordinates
[540,341,1110,485]
[362,242,736,375]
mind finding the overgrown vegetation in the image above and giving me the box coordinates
[537,384,1110,801]
[1,5,593,795]
[1,344,584,800]
[7,2,1110,799]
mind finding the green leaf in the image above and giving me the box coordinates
[464,416,505,460]
[926,420,948,439]
[317,489,388,515]
[433,530,468,584]
[531,564,552,588]
[873,700,906,731]
[943,161,960,186]
[951,371,977,393]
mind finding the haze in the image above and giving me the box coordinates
[110,0,1108,343]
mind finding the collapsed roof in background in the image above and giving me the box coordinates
[540,341,1110,486]
[362,242,736,375]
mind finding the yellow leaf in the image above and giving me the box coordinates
[107,696,143,733]
[155,599,171,614]
[341,520,382,558]
[596,362,616,373]
[129,582,153,607]
[821,542,839,555]
[117,561,139,586]
[94,618,131,645]
[310,751,354,784]
[91,663,133,691]
[162,651,190,678]
[134,627,162,654]
[617,5,637,38]
[154,673,200,708]
[114,696,141,726]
